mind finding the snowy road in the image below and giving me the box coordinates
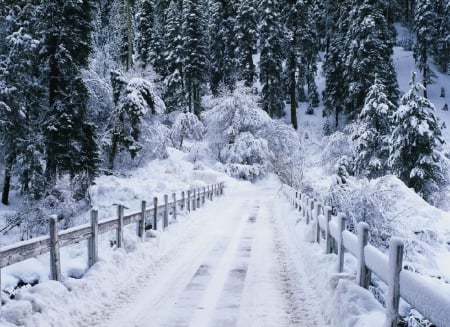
[95,179,327,327]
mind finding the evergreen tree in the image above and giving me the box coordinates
[323,1,351,128]
[414,0,437,98]
[162,0,186,112]
[182,0,208,116]
[259,0,285,118]
[388,73,445,200]
[343,0,398,118]
[352,80,396,178]
[40,0,100,190]
[0,2,46,203]
[432,0,449,73]
[136,0,155,68]
[235,0,258,87]
[209,0,238,95]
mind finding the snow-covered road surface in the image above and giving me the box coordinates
[96,178,327,327]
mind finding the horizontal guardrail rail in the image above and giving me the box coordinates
[282,184,450,327]
[0,182,225,306]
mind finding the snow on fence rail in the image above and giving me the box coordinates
[282,184,450,327]
[0,182,225,306]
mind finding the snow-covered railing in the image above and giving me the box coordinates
[0,182,225,306]
[282,184,450,327]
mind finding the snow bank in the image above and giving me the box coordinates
[274,193,385,326]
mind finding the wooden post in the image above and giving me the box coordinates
[164,194,169,228]
[306,198,311,224]
[295,192,298,208]
[172,193,177,220]
[138,201,146,240]
[187,190,191,212]
[192,189,196,211]
[117,205,124,248]
[385,238,404,327]
[324,206,333,254]
[357,222,371,288]
[207,185,210,201]
[88,209,99,268]
[211,185,214,201]
[220,183,224,195]
[337,213,346,273]
[315,202,321,243]
[49,215,61,281]
[153,197,158,230]
[181,191,185,211]
[203,187,206,204]
[197,188,201,207]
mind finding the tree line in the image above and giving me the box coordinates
[0,0,449,207]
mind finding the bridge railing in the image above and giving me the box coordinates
[282,184,450,327]
[0,182,225,305]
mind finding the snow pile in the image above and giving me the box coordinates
[274,191,385,327]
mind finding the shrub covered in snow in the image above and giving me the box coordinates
[170,111,205,149]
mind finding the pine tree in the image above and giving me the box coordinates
[0,2,46,202]
[343,0,398,118]
[259,0,285,118]
[162,0,186,112]
[182,0,208,116]
[209,0,238,95]
[40,0,100,189]
[352,80,396,178]
[414,0,438,98]
[432,0,449,73]
[136,0,155,68]
[235,0,258,87]
[388,73,445,200]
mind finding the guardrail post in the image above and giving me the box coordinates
[187,190,191,212]
[357,222,371,288]
[172,193,177,220]
[153,197,158,230]
[192,189,196,211]
[337,213,346,273]
[385,238,404,327]
[181,191,185,211]
[138,201,146,240]
[88,209,99,267]
[315,202,321,243]
[117,205,124,248]
[324,206,333,254]
[164,194,169,228]
[49,215,61,281]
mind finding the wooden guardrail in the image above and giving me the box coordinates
[282,184,450,327]
[0,182,225,305]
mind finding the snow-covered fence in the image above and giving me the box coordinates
[0,182,225,306]
[282,185,450,327]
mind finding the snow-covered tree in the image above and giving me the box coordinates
[414,0,438,98]
[235,0,258,87]
[170,111,205,149]
[182,0,208,116]
[259,0,285,118]
[108,73,167,169]
[351,80,396,178]
[203,88,272,160]
[209,0,238,95]
[388,73,445,200]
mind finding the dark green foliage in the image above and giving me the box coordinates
[182,0,208,116]
[235,0,258,87]
[209,0,238,94]
[259,0,285,118]
[388,73,445,201]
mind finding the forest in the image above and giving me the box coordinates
[0,0,449,238]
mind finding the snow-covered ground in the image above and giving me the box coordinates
[1,168,387,326]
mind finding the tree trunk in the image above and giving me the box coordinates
[2,165,12,205]
[422,47,428,99]
[289,53,298,130]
